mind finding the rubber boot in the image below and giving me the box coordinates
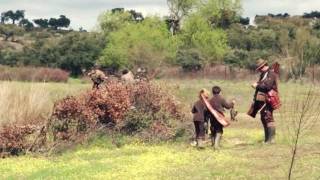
[214,133,222,149]
[266,127,276,144]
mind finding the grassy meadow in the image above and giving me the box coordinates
[0,79,320,179]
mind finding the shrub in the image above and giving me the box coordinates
[0,82,53,157]
[0,80,185,157]
[50,80,131,141]
[0,125,37,157]
[177,49,204,72]
[49,80,184,142]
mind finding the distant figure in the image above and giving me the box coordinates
[120,69,135,83]
[87,65,108,89]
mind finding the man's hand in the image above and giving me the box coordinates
[251,82,258,89]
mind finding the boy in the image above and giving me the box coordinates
[208,86,235,149]
[191,89,210,148]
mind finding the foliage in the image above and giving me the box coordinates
[33,18,49,28]
[99,17,178,71]
[0,10,25,24]
[50,80,184,142]
[177,49,203,71]
[20,32,105,76]
[48,15,70,30]
[0,125,37,156]
[197,0,242,29]
[19,19,34,30]
[302,11,320,18]
[167,0,196,33]
[181,14,228,63]
[224,49,271,70]
[0,24,24,41]
[99,9,140,36]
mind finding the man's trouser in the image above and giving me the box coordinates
[260,104,275,142]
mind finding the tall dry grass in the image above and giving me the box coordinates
[0,66,69,82]
[0,82,53,126]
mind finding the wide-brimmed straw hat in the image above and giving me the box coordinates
[256,58,267,71]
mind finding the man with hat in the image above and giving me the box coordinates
[87,64,108,89]
[250,58,278,144]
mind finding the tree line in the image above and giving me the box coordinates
[1,10,70,30]
[1,1,320,79]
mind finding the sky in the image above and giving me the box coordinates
[0,0,320,31]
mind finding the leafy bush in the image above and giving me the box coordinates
[49,80,184,142]
[177,49,203,72]
[50,80,131,140]
[181,14,228,62]
[0,125,35,157]
[99,17,178,71]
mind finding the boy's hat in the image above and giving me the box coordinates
[256,58,267,71]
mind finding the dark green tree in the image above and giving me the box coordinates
[19,18,34,30]
[1,12,9,24]
[12,10,25,24]
[239,17,250,25]
[48,15,70,30]
[33,18,49,28]
[57,15,70,28]
[2,10,25,24]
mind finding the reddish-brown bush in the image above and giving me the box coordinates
[0,125,37,157]
[0,80,185,157]
[50,80,184,142]
[50,80,132,141]
[0,66,69,82]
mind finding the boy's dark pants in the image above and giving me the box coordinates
[194,121,205,140]
[210,117,223,136]
[210,117,223,147]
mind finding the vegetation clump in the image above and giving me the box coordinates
[0,80,185,157]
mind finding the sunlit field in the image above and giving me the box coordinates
[0,79,320,179]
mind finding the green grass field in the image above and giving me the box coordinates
[0,79,320,179]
